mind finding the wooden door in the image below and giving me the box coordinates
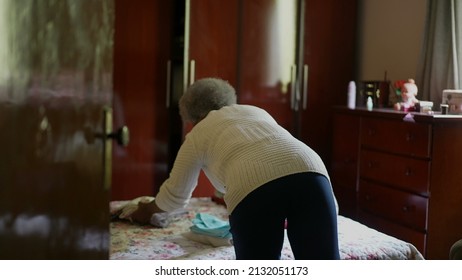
[187,0,239,87]
[111,0,174,200]
[238,0,301,134]
[186,0,239,196]
[299,0,357,164]
[0,0,113,259]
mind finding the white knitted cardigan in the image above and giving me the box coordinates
[155,104,332,214]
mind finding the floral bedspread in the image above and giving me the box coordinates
[110,197,424,260]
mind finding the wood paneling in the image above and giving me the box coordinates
[300,0,358,164]
[238,0,298,134]
[189,0,239,86]
[112,0,174,200]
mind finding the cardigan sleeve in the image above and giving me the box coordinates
[154,135,203,212]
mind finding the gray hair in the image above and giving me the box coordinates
[179,78,237,123]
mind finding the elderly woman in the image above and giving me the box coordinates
[129,77,340,260]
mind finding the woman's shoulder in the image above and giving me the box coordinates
[202,104,275,125]
[227,104,269,114]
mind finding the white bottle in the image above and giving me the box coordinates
[347,81,356,109]
[367,96,373,111]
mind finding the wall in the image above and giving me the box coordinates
[357,0,427,82]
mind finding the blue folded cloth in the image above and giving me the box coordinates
[190,213,231,239]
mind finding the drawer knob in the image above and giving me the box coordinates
[405,168,412,176]
[343,158,354,164]
[406,133,414,141]
[402,205,415,212]
[367,161,376,168]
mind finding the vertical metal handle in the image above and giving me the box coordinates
[302,64,308,110]
[166,60,171,108]
[102,107,113,191]
[290,64,297,110]
[95,107,130,190]
[183,0,191,93]
[189,59,196,86]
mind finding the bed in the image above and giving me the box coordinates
[110,197,424,260]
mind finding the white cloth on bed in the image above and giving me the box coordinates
[114,196,188,228]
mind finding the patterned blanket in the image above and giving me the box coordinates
[110,197,424,260]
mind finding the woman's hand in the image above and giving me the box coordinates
[129,200,165,225]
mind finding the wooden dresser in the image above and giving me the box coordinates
[331,107,462,259]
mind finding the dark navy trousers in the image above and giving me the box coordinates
[229,172,340,260]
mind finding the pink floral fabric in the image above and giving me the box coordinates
[110,197,424,260]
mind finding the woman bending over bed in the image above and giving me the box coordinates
[128,77,340,260]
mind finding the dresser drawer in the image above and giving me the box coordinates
[358,180,428,231]
[332,184,357,219]
[358,210,426,255]
[360,149,430,194]
[331,113,360,187]
[361,117,431,158]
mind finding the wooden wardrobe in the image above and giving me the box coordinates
[111,0,358,200]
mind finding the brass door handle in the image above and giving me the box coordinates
[108,126,130,147]
[92,125,130,147]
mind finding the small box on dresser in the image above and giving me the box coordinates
[330,107,462,259]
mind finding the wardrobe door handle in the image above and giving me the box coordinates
[189,59,195,86]
[183,0,191,92]
[166,60,171,108]
[302,64,308,110]
[290,64,297,110]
